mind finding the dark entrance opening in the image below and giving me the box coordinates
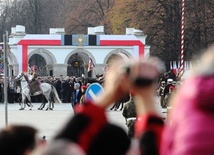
[67,53,85,77]
[29,54,47,76]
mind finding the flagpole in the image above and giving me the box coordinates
[180,0,185,78]
[3,31,8,126]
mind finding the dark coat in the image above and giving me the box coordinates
[55,80,62,96]
[72,89,82,105]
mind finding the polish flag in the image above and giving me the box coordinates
[172,61,177,75]
[99,35,144,57]
[88,56,95,72]
[17,35,61,72]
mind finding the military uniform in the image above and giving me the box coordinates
[163,90,175,108]
[29,65,40,95]
[122,96,136,138]
[157,82,165,108]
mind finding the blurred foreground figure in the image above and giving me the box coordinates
[51,45,214,155]
[0,125,38,155]
[54,56,164,155]
[33,140,86,155]
[162,45,214,155]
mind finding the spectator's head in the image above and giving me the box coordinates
[75,78,79,83]
[74,83,80,90]
[66,76,70,81]
[0,125,38,155]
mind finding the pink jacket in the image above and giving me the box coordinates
[162,76,214,155]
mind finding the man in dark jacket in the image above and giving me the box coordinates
[61,78,70,103]
[71,83,82,110]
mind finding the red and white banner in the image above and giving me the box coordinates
[100,35,144,56]
[17,35,61,72]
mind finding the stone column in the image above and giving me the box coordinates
[53,64,68,77]
[46,64,53,76]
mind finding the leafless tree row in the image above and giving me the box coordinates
[0,0,213,66]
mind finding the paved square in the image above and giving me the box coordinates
[0,103,127,141]
[0,102,165,141]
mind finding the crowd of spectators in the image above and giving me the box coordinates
[0,75,104,104]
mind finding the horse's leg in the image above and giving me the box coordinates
[38,102,45,110]
[46,100,51,110]
[25,97,31,107]
[120,102,124,111]
[18,95,21,106]
[52,101,54,109]
[26,95,33,110]
[116,102,120,109]
[47,88,55,110]
[20,94,25,110]
[50,91,55,110]
[38,95,46,110]
[43,93,51,110]
[38,102,44,110]
[110,103,116,110]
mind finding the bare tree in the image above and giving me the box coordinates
[108,0,214,68]
[65,0,114,34]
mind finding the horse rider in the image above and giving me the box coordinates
[122,91,136,138]
[29,65,40,95]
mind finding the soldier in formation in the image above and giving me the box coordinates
[157,81,166,108]
[122,91,136,138]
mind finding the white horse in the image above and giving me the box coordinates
[14,73,61,110]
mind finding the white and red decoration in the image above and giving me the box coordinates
[17,34,145,73]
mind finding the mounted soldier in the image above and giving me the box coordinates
[29,65,40,95]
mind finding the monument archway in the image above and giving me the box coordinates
[29,54,47,76]
[105,53,130,65]
[104,49,131,65]
[67,53,86,77]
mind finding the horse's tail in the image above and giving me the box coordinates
[51,86,62,103]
